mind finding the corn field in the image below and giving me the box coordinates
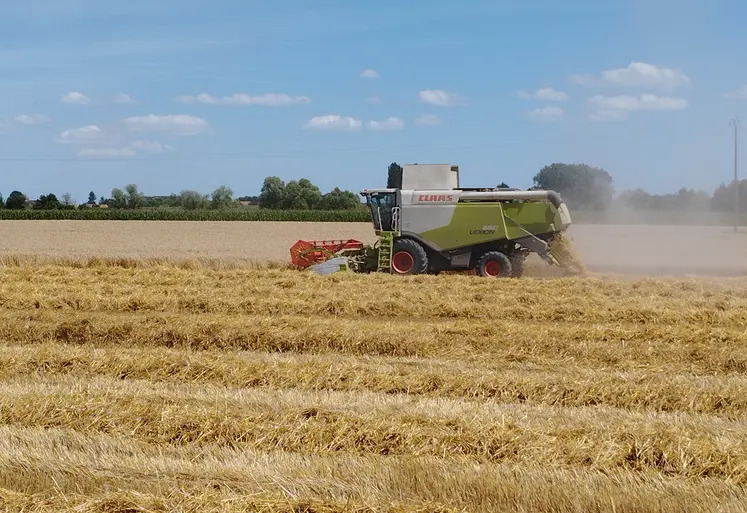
[0,208,371,222]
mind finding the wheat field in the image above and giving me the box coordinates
[2,221,747,512]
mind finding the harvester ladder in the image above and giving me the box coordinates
[377,231,395,272]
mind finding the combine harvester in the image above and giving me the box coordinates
[290,164,585,277]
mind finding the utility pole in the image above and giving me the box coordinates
[731,117,740,232]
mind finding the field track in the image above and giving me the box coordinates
[2,221,747,511]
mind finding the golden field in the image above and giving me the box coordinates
[1,243,747,512]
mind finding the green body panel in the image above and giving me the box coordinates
[417,202,507,249]
[417,201,559,251]
[501,201,561,238]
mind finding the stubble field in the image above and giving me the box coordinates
[2,220,747,512]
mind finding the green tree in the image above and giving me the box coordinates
[109,188,126,208]
[711,179,747,212]
[88,191,96,204]
[160,193,181,208]
[108,184,145,208]
[109,184,145,209]
[616,188,651,209]
[124,184,144,209]
[298,178,323,209]
[533,163,614,210]
[280,180,306,209]
[179,190,209,210]
[617,187,712,211]
[259,177,286,209]
[320,187,360,210]
[387,162,403,189]
[5,190,26,209]
[34,193,61,209]
[497,182,510,188]
[210,185,234,209]
[277,179,324,209]
[671,188,711,211]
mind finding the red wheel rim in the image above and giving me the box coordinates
[392,251,414,273]
[484,260,501,276]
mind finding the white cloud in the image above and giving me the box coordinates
[415,114,442,125]
[517,88,569,101]
[55,124,112,144]
[122,114,211,135]
[77,147,136,158]
[588,94,688,111]
[367,117,404,131]
[113,93,137,104]
[588,109,629,122]
[724,85,747,100]
[305,114,409,131]
[366,96,382,104]
[130,139,175,152]
[56,118,188,157]
[571,62,691,91]
[305,114,362,131]
[75,139,174,158]
[175,93,310,106]
[602,62,691,89]
[13,114,51,125]
[61,91,91,104]
[360,69,379,79]
[419,89,464,106]
[585,94,687,122]
[528,106,564,122]
[55,115,204,160]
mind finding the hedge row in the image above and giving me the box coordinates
[0,208,372,222]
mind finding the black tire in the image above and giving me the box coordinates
[476,250,513,278]
[391,238,428,275]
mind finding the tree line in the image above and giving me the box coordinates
[2,162,743,213]
[526,163,743,213]
[0,178,363,211]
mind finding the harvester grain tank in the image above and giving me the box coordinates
[289,164,584,277]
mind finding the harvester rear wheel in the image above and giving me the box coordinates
[476,251,513,278]
[391,238,428,275]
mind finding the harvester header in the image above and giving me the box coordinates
[291,163,584,277]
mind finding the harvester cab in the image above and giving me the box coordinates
[362,189,399,234]
[290,164,584,277]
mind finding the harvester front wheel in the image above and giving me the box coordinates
[391,238,428,275]
[476,251,513,278]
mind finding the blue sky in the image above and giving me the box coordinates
[1,0,747,203]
